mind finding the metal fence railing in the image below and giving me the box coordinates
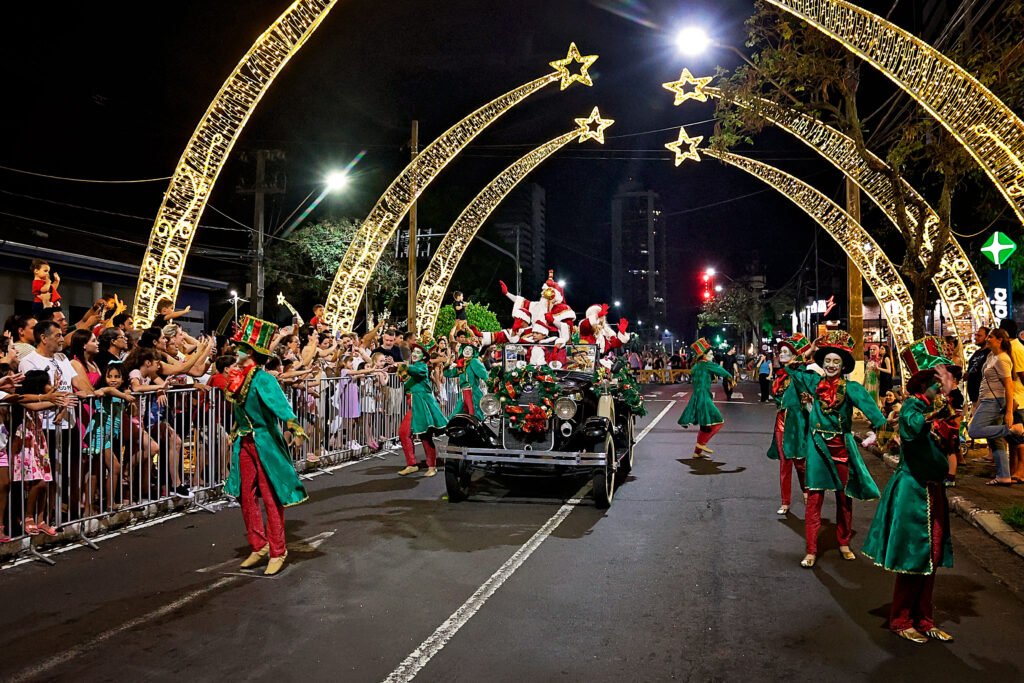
[0,371,442,565]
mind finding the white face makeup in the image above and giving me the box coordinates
[823,352,844,377]
[462,346,474,358]
[410,348,424,362]
[778,347,794,364]
[704,350,715,361]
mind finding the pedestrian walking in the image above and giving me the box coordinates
[678,338,732,458]
[757,351,772,402]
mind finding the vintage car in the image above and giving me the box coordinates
[441,343,640,508]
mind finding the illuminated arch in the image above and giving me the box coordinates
[415,110,613,334]
[765,0,1024,226]
[323,45,600,332]
[132,0,338,327]
[701,148,916,355]
[705,88,993,347]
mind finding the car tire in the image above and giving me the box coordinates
[618,415,635,479]
[592,436,615,509]
[445,459,471,502]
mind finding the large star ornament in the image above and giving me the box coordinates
[575,107,615,144]
[665,127,704,165]
[662,68,714,105]
[550,42,599,90]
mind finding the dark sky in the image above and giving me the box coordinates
[1,0,919,333]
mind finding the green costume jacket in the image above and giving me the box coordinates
[224,367,308,507]
[444,356,488,417]
[405,360,449,434]
[766,363,817,461]
[862,395,953,574]
[678,361,732,428]
[783,371,885,500]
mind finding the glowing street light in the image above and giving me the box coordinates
[715,284,723,292]
[614,300,621,307]
[557,279,567,288]
[675,26,712,56]
[326,171,349,191]
[705,267,716,276]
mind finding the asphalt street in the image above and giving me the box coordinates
[1,382,1023,682]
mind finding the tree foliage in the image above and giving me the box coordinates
[433,302,502,338]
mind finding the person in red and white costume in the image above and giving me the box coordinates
[496,271,575,366]
[578,304,630,354]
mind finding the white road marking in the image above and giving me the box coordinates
[672,391,687,398]
[731,392,745,399]
[382,401,677,683]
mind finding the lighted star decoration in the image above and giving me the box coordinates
[276,292,286,306]
[549,42,599,90]
[665,126,704,165]
[575,107,615,144]
[662,68,714,105]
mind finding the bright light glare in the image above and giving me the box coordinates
[705,267,716,276]
[326,171,349,191]
[230,290,238,298]
[715,284,723,292]
[557,279,566,287]
[614,300,621,307]
[676,27,711,56]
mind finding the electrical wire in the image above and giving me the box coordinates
[0,163,171,184]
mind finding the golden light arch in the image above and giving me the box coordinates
[766,0,1024,226]
[688,145,917,355]
[323,45,600,332]
[415,109,614,334]
[704,88,994,347]
[132,0,338,327]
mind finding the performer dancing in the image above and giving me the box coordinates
[397,344,449,477]
[678,338,732,457]
[224,316,308,576]
[445,343,488,417]
[766,333,814,515]
[577,304,630,355]
[793,330,886,568]
[862,338,957,644]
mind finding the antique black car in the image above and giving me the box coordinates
[442,343,639,508]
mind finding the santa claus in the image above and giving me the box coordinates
[578,303,630,354]
[480,271,576,366]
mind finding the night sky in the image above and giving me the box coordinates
[1,0,942,334]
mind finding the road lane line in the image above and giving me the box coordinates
[382,401,676,683]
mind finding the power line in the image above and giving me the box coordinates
[0,163,171,184]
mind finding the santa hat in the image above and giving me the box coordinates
[542,270,565,304]
[586,303,610,326]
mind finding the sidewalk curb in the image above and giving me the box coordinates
[877,451,1024,561]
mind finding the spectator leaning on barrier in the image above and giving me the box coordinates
[95,327,128,375]
[7,314,37,362]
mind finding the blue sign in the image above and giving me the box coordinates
[989,268,1014,325]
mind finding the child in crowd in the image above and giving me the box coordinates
[129,349,190,499]
[309,304,325,330]
[84,362,136,509]
[31,259,61,316]
[152,297,191,329]
[933,366,965,487]
[12,370,58,536]
[453,291,468,329]
[359,352,390,450]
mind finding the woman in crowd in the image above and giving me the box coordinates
[876,345,894,400]
[863,346,880,406]
[678,338,732,458]
[966,327,1024,485]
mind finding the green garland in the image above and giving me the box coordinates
[596,366,648,417]
[489,364,561,433]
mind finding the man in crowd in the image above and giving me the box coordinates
[964,326,989,403]
[373,328,404,365]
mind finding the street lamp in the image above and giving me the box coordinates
[227,289,248,328]
[675,26,712,56]
[326,171,349,191]
[278,164,359,239]
[614,300,621,307]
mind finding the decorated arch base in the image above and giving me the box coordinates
[703,88,992,352]
[322,44,600,332]
[132,0,337,327]
[765,0,1024,226]
[416,109,614,334]
[701,148,916,358]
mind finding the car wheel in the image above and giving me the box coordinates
[592,436,615,509]
[618,415,635,479]
[445,458,471,502]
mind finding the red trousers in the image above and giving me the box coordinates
[696,423,723,451]
[461,388,476,417]
[890,483,949,632]
[399,408,437,468]
[775,411,806,506]
[238,436,286,558]
[805,439,852,555]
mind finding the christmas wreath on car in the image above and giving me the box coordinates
[596,366,648,417]
[489,364,560,433]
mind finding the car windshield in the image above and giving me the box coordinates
[502,343,598,374]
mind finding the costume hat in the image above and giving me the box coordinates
[691,337,713,357]
[900,336,952,376]
[813,329,856,374]
[777,332,810,355]
[231,315,277,355]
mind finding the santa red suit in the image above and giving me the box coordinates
[490,272,576,366]
[578,304,630,354]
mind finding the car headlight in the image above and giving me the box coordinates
[554,397,577,420]
[480,393,501,417]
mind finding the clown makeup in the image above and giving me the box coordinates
[823,352,844,378]
[462,345,474,359]
[410,347,424,362]
[777,347,794,364]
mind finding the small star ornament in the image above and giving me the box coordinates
[575,107,615,144]
[662,68,713,105]
[550,42,599,90]
[276,292,286,306]
[665,126,704,165]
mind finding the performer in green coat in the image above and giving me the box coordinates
[223,315,308,576]
[862,337,956,645]
[397,344,448,477]
[766,333,816,515]
[790,330,886,568]
[679,338,733,457]
[444,343,488,418]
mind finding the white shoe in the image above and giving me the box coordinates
[349,440,364,451]
[776,505,789,515]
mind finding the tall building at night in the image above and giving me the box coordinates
[487,182,546,287]
[611,180,667,322]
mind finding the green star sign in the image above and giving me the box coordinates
[981,231,1018,266]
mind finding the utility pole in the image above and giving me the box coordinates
[407,120,419,334]
[238,149,286,318]
[846,178,865,382]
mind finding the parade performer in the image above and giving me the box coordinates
[766,333,814,516]
[499,271,576,365]
[678,338,732,457]
[578,304,630,354]
[862,337,957,644]
[792,330,886,568]
[223,316,308,576]
[397,344,448,477]
[444,343,488,417]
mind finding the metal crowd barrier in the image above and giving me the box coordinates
[0,371,448,565]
